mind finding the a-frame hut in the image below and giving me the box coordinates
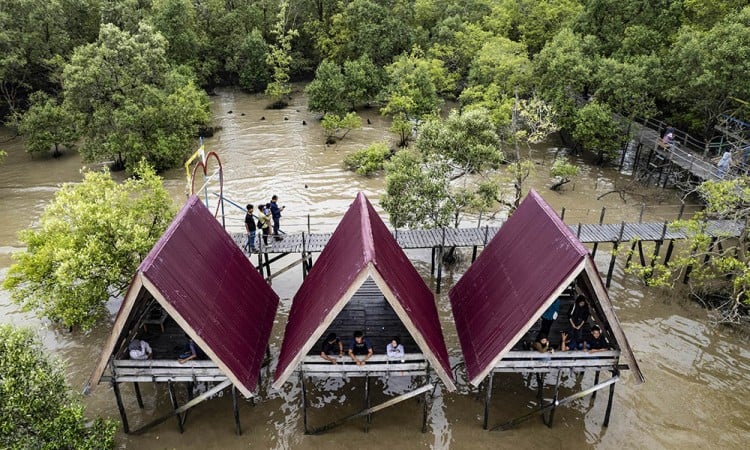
[273,192,455,434]
[86,196,279,435]
[449,189,644,430]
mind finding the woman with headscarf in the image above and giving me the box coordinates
[717,151,732,178]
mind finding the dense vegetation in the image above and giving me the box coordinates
[2,162,175,330]
[0,324,117,449]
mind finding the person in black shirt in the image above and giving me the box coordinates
[568,295,590,350]
[348,330,373,366]
[244,204,257,253]
[586,325,609,352]
[320,333,343,364]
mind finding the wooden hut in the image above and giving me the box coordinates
[85,196,279,435]
[449,189,645,430]
[273,192,455,434]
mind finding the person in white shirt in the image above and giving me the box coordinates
[386,337,404,359]
[129,339,152,360]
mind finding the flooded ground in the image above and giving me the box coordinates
[0,86,748,449]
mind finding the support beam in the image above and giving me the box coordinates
[133,382,143,409]
[306,384,434,435]
[301,373,309,434]
[112,381,129,434]
[168,380,184,433]
[483,372,494,430]
[543,371,562,427]
[603,371,617,427]
[232,385,242,435]
[492,376,619,432]
[131,379,233,435]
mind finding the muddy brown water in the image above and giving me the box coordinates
[0,86,748,449]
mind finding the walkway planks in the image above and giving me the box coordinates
[231,219,743,254]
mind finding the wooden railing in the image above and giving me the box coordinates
[107,359,226,383]
[493,350,622,373]
[300,354,428,377]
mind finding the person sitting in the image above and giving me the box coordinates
[568,295,590,350]
[532,334,554,353]
[560,331,571,352]
[585,325,610,353]
[386,337,405,360]
[178,335,204,364]
[129,339,152,360]
[348,330,373,366]
[320,333,343,364]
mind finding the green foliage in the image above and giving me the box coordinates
[629,177,750,323]
[62,23,210,172]
[550,157,580,190]
[665,8,750,133]
[344,142,391,175]
[0,150,6,164]
[321,112,363,142]
[382,108,502,228]
[236,29,271,92]
[0,325,117,449]
[2,161,175,330]
[17,91,78,156]
[515,0,583,54]
[593,56,658,119]
[265,0,298,104]
[572,101,623,161]
[306,59,347,114]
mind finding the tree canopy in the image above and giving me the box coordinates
[2,161,175,330]
[0,325,117,449]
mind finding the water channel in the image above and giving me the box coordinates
[0,87,748,449]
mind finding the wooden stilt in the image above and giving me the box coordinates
[232,385,242,435]
[662,162,673,188]
[364,374,372,432]
[592,371,600,400]
[535,373,544,402]
[436,228,446,294]
[560,207,566,221]
[625,241,638,268]
[301,233,308,280]
[301,373,309,434]
[263,251,271,278]
[112,381,130,433]
[430,247,436,276]
[544,371,562,428]
[133,382,144,409]
[483,372,494,430]
[472,245,478,262]
[168,380,184,433]
[422,377,430,433]
[603,371,617,427]
[637,241,646,266]
[664,240,675,265]
[650,222,668,268]
[606,222,625,288]
[703,237,717,264]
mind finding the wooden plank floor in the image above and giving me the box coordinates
[230,220,743,254]
[310,278,419,356]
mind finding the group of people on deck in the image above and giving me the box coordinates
[532,294,610,354]
[320,331,404,365]
[244,195,285,254]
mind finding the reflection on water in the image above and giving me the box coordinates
[0,87,748,449]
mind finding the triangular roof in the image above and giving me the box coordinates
[87,196,279,397]
[449,189,644,386]
[273,192,455,390]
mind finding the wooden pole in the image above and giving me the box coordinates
[168,380,184,433]
[650,222,668,267]
[232,385,242,435]
[606,222,626,288]
[544,371,562,428]
[301,373,309,434]
[677,203,686,220]
[576,223,582,239]
[592,371,601,400]
[430,247,436,276]
[664,240,675,265]
[639,204,646,223]
[472,245,478,262]
[133,382,144,409]
[112,381,130,433]
[483,372,494,430]
[301,233,308,280]
[592,208,606,257]
[436,228,446,294]
[364,374,371,432]
[560,207,566,221]
[603,371,617,427]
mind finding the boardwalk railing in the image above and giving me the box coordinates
[493,350,623,373]
[300,354,428,377]
[105,359,226,383]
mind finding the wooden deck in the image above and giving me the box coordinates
[230,219,742,254]
[493,350,623,373]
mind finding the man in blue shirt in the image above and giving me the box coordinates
[270,195,285,241]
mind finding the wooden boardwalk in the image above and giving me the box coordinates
[634,119,729,182]
[231,220,743,254]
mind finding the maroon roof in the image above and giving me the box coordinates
[449,189,643,386]
[273,192,454,390]
[88,196,279,397]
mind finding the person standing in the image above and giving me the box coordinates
[568,295,590,350]
[244,204,257,253]
[257,204,271,246]
[539,297,560,338]
[270,195,285,240]
[717,151,732,178]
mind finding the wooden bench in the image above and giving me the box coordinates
[141,304,168,332]
[300,354,428,378]
[107,359,227,383]
[493,350,623,373]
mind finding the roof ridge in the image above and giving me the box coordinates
[358,192,376,262]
